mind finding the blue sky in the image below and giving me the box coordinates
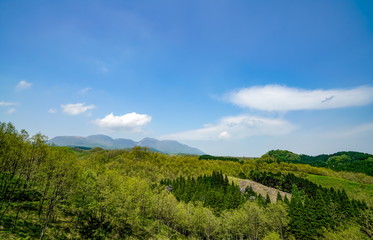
[1,0,373,156]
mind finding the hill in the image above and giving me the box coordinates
[48,134,205,155]
[262,149,373,176]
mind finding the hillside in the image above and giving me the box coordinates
[1,122,372,240]
[231,177,292,203]
[262,149,373,176]
[306,174,373,206]
[48,134,205,155]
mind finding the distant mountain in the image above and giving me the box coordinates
[48,135,205,155]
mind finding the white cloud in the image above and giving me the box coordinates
[95,112,152,132]
[61,103,95,115]
[78,87,92,94]
[48,108,57,114]
[0,101,17,107]
[6,108,16,114]
[162,115,296,141]
[218,131,231,139]
[1,101,18,115]
[228,85,373,111]
[16,80,32,90]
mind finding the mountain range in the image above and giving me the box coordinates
[48,134,205,155]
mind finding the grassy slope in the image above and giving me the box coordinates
[306,174,373,206]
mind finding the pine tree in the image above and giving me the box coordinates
[265,194,271,205]
[276,192,282,202]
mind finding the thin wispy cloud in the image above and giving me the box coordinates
[95,112,152,132]
[61,103,95,115]
[228,85,373,111]
[6,108,16,114]
[78,87,92,94]
[48,108,57,114]
[162,115,296,141]
[16,80,32,91]
[1,101,18,115]
[0,101,18,107]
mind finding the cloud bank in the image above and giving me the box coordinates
[16,80,32,90]
[162,115,296,141]
[95,112,152,132]
[61,103,95,115]
[228,85,373,111]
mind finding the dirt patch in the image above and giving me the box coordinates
[231,177,292,203]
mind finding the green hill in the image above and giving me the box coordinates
[262,149,373,176]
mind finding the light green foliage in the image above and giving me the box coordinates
[323,226,369,240]
[222,201,272,239]
[263,232,281,240]
[306,174,373,206]
[266,202,289,239]
[326,154,351,167]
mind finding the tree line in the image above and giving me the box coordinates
[199,154,242,163]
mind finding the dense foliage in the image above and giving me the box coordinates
[199,154,242,163]
[161,171,246,213]
[0,122,372,239]
[264,150,373,176]
[249,170,369,239]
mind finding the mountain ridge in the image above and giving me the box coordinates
[48,134,205,155]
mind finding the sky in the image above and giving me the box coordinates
[1,0,373,157]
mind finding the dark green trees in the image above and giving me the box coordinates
[161,171,245,213]
[249,170,369,239]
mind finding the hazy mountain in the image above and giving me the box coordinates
[48,135,204,155]
[137,137,205,155]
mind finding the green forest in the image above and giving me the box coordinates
[0,122,372,239]
[263,150,373,176]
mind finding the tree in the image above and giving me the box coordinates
[263,232,281,240]
[323,225,369,240]
[37,147,79,240]
[243,201,269,240]
[267,202,289,240]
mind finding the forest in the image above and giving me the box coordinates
[0,122,372,239]
[263,150,373,176]
[198,155,242,163]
